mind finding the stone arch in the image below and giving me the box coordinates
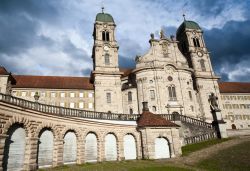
[123,133,137,160]
[232,124,236,129]
[35,122,59,139]
[84,131,99,162]
[154,136,171,159]
[62,129,78,164]
[83,130,101,141]
[3,123,26,171]
[37,127,54,168]
[2,116,32,137]
[104,132,119,161]
[61,127,82,140]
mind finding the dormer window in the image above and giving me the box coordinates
[193,38,200,47]
[102,31,110,41]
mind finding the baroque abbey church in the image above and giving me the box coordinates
[0,9,249,171]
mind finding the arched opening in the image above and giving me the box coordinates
[3,123,26,171]
[63,131,77,164]
[200,59,206,71]
[105,133,117,161]
[232,124,237,130]
[85,133,98,162]
[168,85,177,101]
[129,108,133,114]
[37,129,54,168]
[154,137,170,159]
[123,134,137,160]
[104,53,110,65]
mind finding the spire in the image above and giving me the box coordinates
[101,0,104,13]
[182,13,186,21]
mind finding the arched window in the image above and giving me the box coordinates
[152,106,157,112]
[193,38,201,47]
[200,59,206,71]
[104,53,110,65]
[168,85,177,101]
[128,91,132,102]
[129,108,133,114]
[102,31,110,41]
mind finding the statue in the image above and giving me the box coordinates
[160,28,165,39]
[150,33,154,40]
[208,92,220,111]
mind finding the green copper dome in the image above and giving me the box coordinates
[96,13,114,23]
[177,20,201,36]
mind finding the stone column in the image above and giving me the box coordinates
[117,140,124,161]
[77,138,84,164]
[212,110,228,138]
[0,134,8,171]
[23,137,39,171]
[53,138,64,167]
[98,140,104,162]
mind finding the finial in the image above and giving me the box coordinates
[101,0,105,13]
[182,13,186,21]
[150,33,154,39]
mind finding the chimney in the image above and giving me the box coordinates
[142,102,149,112]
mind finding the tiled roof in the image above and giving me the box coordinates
[119,68,133,77]
[0,66,9,75]
[219,82,250,93]
[137,111,179,127]
[13,75,94,90]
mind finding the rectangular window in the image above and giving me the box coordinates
[21,91,27,97]
[79,92,84,98]
[70,102,75,108]
[188,91,192,100]
[106,93,111,103]
[79,102,84,109]
[30,92,35,97]
[88,103,93,109]
[70,92,75,98]
[60,102,65,107]
[51,92,56,98]
[88,92,93,98]
[41,92,45,97]
[150,90,155,100]
[61,92,65,98]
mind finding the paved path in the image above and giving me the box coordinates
[167,135,250,170]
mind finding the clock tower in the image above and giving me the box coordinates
[92,10,123,113]
[176,19,222,121]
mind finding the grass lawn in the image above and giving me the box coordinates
[40,138,250,171]
[182,138,231,156]
[196,140,250,171]
[40,160,192,171]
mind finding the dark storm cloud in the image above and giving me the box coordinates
[204,19,250,81]
[119,55,135,69]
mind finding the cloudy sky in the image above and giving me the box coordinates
[0,0,250,82]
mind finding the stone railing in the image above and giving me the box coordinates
[0,93,140,121]
[0,93,213,128]
[184,131,217,145]
[161,114,213,129]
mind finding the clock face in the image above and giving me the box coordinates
[104,24,107,28]
[197,51,203,57]
[104,45,109,51]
